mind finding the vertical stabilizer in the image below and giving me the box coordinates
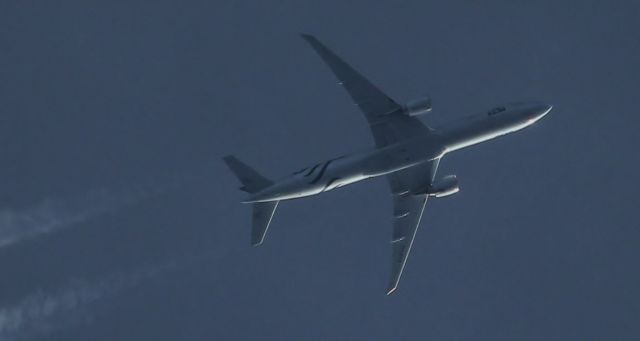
[223,155,273,193]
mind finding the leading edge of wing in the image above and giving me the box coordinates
[301,34,430,147]
[300,34,402,121]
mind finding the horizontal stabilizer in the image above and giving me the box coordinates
[223,155,273,194]
[252,201,279,246]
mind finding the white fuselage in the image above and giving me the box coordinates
[246,102,551,203]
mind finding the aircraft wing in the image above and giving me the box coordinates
[301,34,430,147]
[385,158,440,294]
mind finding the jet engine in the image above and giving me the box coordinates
[403,96,432,116]
[428,175,459,198]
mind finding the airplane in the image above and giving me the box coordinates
[224,34,552,295]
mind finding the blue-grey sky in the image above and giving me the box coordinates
[1,1,639,340]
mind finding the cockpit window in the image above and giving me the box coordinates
[488,106,506,116]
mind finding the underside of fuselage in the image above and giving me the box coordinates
[243,101,552,204]
[245,137,445,203]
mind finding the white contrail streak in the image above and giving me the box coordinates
[0,262,174,340]
[0,184,170,249]
[0,192,113,248]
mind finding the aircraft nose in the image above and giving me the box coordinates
[539,104,553,116]
[527,102,552,122]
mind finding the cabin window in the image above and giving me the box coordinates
[488,106,506,116]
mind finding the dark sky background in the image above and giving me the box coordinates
[1,1,639,340]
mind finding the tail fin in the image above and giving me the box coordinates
[223,155,278,246]
[223,155,273,193]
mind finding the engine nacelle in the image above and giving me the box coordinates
[403,96,432,116]
[428,175,459,198]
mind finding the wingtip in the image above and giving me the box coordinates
[299,33,316,42]
[386,286,397,295]
[251,235,266,246]
[222,154,236,165]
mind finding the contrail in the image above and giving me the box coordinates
[0,191,115,248]
[0,261,175,340]
[0,184,172,249]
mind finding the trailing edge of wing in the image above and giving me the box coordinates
[385,158,440,295]
[387,194,428,295]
